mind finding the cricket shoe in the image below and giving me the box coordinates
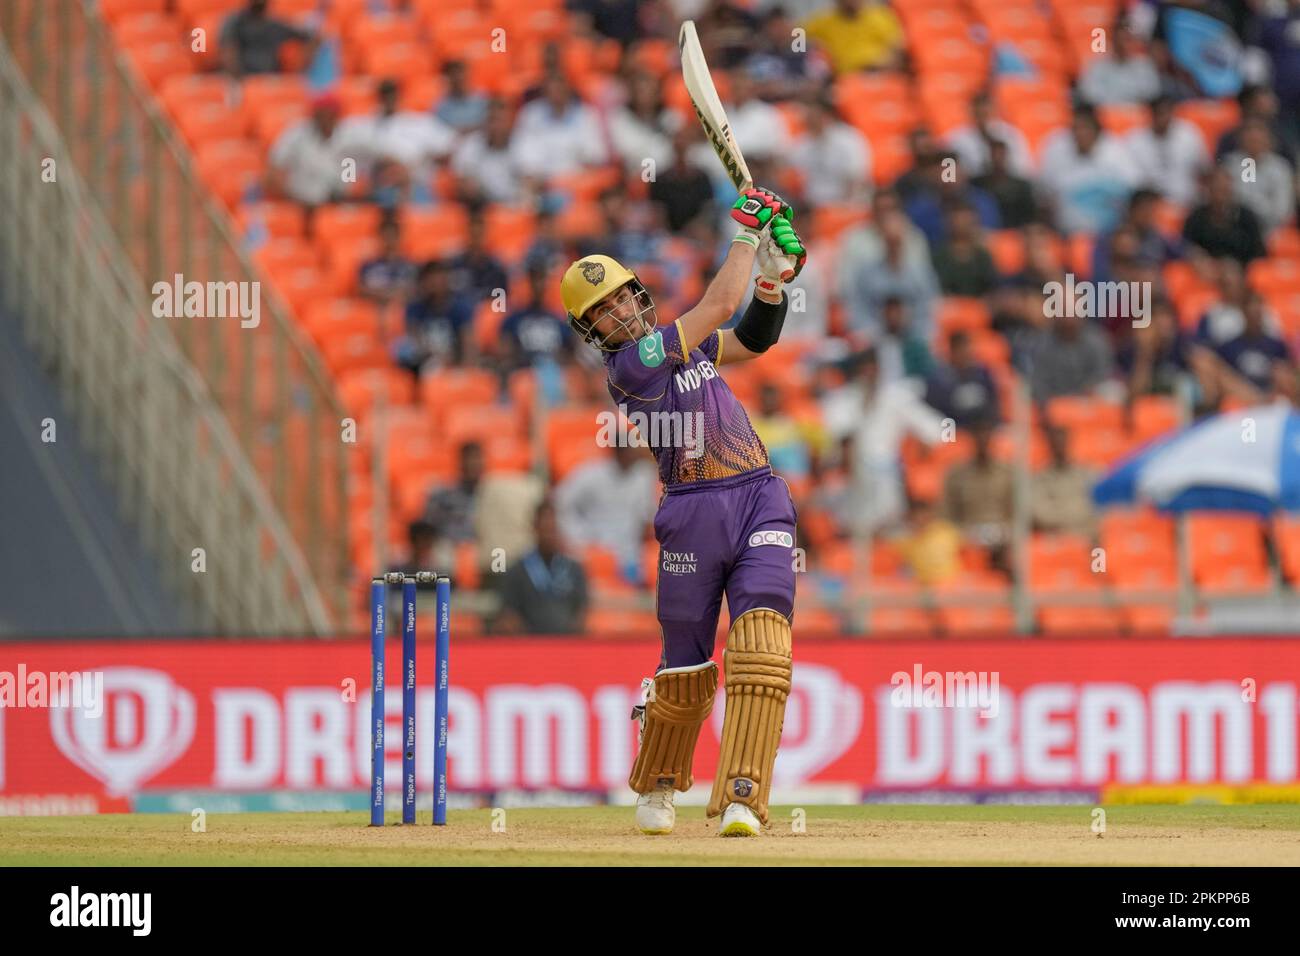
[718,802,761,837]
[635,780,676,835]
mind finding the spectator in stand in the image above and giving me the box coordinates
[892,129,942,203]
[821,347,946,534]
[396,520,452,584]
[925,330,1001,427]
[358,213,417,306]
[945,90,1034,177]
[266,92,353,207]
[607,69,673,178]
[499,261,574,373]
[1079,17,1162,105]
[339,78,455,205]
[1102,189,1181,279]
[424,441,485,544]
[721,66,786,168]
[901,154,1001,247]
[931,202,998,297]
[523,202,571,273]
[576,186,659,266]
[1020,308,1116,406]
[1216,83,1298,166]
[510,74,608,181]
[896,497,962,586]
[838,203,940,341]
[1037,104,1136,234]
[877,297,934,384]
[452,97,528,206]
[1119,298,1214,400]
[568,0,642,47]
[747,5,834,100]
[1125,94,1209,207]
[790,93,872,208]
[554,444,657,571]
[220,0,317,78]
[1182,167,1268,265]
[1216,291,1296,400]
[447,212,509,305]
[1222,119,1296,232]
[489,499,589,634]
[395,260,474,376]
[648,126,717,233]
[973,137,1040,228]
[1254,8,1300,154]
[941,419,1013,573]
[1031,425,1097,538]
[434,60,489,134]
[1192,257,1278,346]
[804,0,904,75]
[751,382,825,481]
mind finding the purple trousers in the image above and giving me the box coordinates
[653,467,797,669]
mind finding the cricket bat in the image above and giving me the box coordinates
[679,20,795,281]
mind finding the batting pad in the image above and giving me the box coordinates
[628,661,718,793]
[707,609,792,824]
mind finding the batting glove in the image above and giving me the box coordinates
[730,187,791,248]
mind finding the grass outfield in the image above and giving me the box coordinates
[3,805,1300,866]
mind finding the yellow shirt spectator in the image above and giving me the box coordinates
[805,0,904,75]
[898,514,962,586]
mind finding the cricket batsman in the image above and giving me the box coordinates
[559,188,807,836]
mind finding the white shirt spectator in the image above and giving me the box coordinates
[822,376,944,533]
[791,120,872,207]
[727,96,786,162]
[452,131,524,204]
[337,111,455,179]
[1125,117,1208,207]
[1038,129,1137,233]
[509,97,609,180]
[1079,54,1161,105]
[946,120,1034,176]
[1222,150,1296,231]
[554,452,658,566]
[606,107,674,178]
[269,118,358,205]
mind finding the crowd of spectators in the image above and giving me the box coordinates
[212,0,1300,623]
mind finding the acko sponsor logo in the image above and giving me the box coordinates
[748,530,793,548]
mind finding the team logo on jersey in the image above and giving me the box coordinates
[748,530,794,548]
[579,260,605,285]
[638,331,666,367]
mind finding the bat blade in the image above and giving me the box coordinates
[679,20,752,191]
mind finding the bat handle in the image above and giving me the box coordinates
[774,254,797,284]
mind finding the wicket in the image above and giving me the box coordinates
[370,571,450,826]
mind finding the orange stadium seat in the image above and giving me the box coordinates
[987,230,1026,275]
[240,75,309,133]
[237,201,306,240]
[1273,516,1300,585]
[938,604,1017,636]
[321,332,392,377]
[101,0,169,21]
[1046,396,1125,431]
[360,40,439,79]
[1186,513,1267,583]
[1174,99,1241,153]
[421,368,499,412]
[868,607,937,636]
[1039,605,1122,635]
[121,40,195,88]
[172,102,244,148]
[1248,258,1300,295]
[159,74,233,117]
[1197,564,1272,595]
[303,298,383,345]
[109,13,180,48]
[194,139,263,208]
[336,368,416,416]
[1122,604,1175,634]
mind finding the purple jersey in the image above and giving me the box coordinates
[604,320,769,486]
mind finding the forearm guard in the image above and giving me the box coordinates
[733,290,788,354]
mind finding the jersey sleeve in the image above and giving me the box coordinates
[607,320,691,401]
[699,329,722,365]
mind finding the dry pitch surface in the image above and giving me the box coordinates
[3,805,1299,865]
